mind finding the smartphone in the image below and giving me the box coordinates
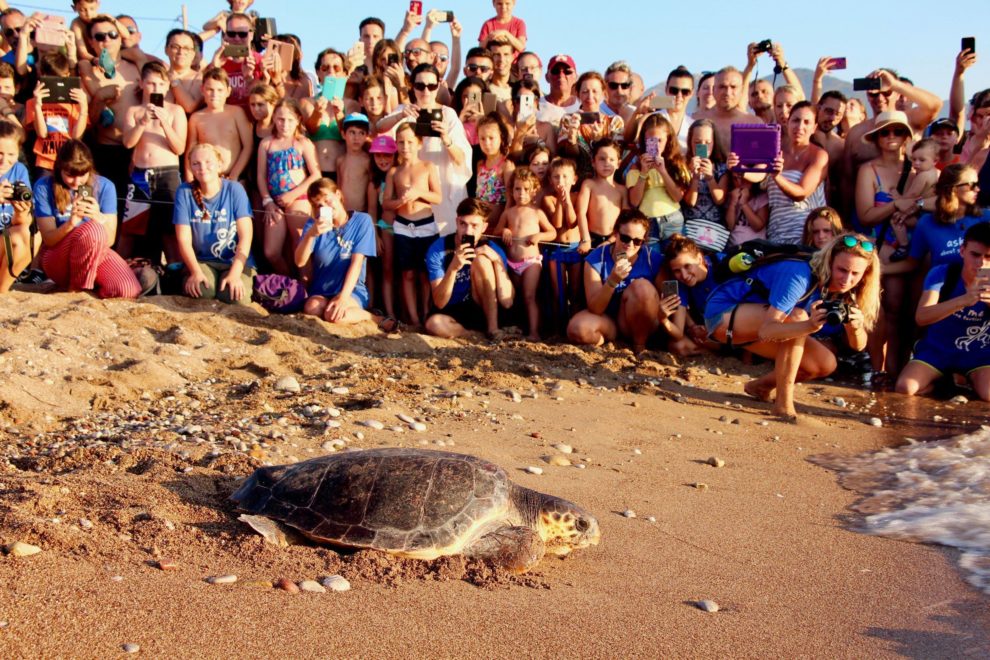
[695,143,709,159]
[853,77,882,91]
[223,44,249,59]
[415,108,443,137]
[482,92,498,115]
[98,48,115,80]
[39,76,81,103]
[267,40,295,74]
[645,136,659,160]
[466,90,481,106]
[962,37,976,54]
[661,280,679,299]
[579,111,600,125]
[829,57,847,70]
[437,10,454,22]
[387,53,400,67]
[978,266,990,282]
[409,1,423,15]
[77,184,93,199]
[253,17,277,47]
[649,95,675,110]
[319,206,333,221]
[320,76,347,101]
[35,16,66,48]
[517,94,535,122]
[463,234,476,248]
[149,93,165,108]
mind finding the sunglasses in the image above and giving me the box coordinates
[226,30,251,39]
[550,66,574,76]
[954,181,980,191]
[842,235,875,252]
[93,30,120,42]
[867,90,893,98]
[405,47,429,57]
[667,87,692,96]
[318,63,341,72]
[466,64,491,73]
[413,81,440,92]
[3,27,20,39]
[125,26,137,35]
[437,55,449,62]
[877,127,909,138]
[618,233,645,247]
[607,81,632,90]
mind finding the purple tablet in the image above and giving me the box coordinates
[730,123,781,173]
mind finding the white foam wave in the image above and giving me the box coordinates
[830,425,990,593]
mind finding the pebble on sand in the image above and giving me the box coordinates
[156,560,178,571]
[507,390,523,403]
[692,483,709,491]
[622,510,636,518]
[122,643,140,653]
[274,376,301,393]
[360,420,385,430]
[322,575,351,592]
[275,577,300,594]
[867,417,883,427]
[525,466,544,475]
[552,443,574,454]
[5,541,41,557]
[696,600,720,613]
[206,574,238,585]
[299,580,326,593]
[706,457,726,468]
[545,455,572,467]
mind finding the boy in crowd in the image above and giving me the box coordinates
[478,0,526,53]
[485,37,514,102]
[25,52,87,175]
[69,0,100,61]
[336,112,371,212]
[186,67,252,182]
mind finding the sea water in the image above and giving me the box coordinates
[823,425,990,593]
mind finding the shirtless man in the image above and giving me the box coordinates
[538,54,579,128]
[78,14,141,215]
[165,29,202,114]
[208,13,263,109]
[358,17,385,71]
[185,67,252,182]
[811,90,846,203]
[121,61,187,262]
[694,66,760,150]
[335,113,371,212]
[485,37,514,102]
[741,41,805,114]
[749,79,774,123]
[840,69,942,218]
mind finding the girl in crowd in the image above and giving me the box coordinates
[274,34,314,101]
[0,120,34,292]
[302,48,348,182]
[173,143,255,305]
[295,178,377,325]
[725,172,768,246]
[368,134,398,322]
[696,72,716,114]
[452,75,489,146]
[507,78,555,158]
[358,75,388,137]
[567,209,670,353]
[372,39,404,110]
[802,206,843,250]
[626,113,688,242]
[258,98,321,274]
[682,118,729,251]
[245,83,278,206]
[558,71,624,175]
[475,113,514,228]
[524,142,552,208]
[705,233,879,418]
[34,140,141,298]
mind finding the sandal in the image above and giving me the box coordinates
[377,315,400,333]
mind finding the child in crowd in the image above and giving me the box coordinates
[544,156,580,322]
[725,172,768,247]
[495,167,555,340]
[0,120,34,292]
[682,118,729,251]
[903,138,940,202]
[0,64,22,127]
[524,143,551,208]
[383,122,441,327]
[475,113,513,228]
[201,0,255,43]
[120,61,188,263]
[258,98,321,274]
[801,206,843,251]
[244,82,277,209]
[368,134,397,322]
[25,52,88,177]
[577,138,626,254]
[359,76,388,137]
[186,67,252,182]
[336,113,371,212]
[478,0,527,53]
[69,0,101,61]
[626,113,688,243]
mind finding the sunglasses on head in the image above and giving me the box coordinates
[413,81,440,92]
[550,66,574,75]
[877,127,909,138]
[607,81,631,90]
[867,90,893,98]
[466,64,491,73]
[842,235,875,252]
[667,86,692,96]
[954,181,980,191]
[618,233,644,247]
[93,30,119,42]
[226,30,250,39]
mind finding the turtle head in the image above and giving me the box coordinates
[536,496,601,556]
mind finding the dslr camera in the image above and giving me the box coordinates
[9,181,32,203]
[820,299,850,326]
[755,39,773,54]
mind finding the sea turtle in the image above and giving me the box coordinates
[230,447,600,573]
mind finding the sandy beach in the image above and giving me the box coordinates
[0,291,987,658]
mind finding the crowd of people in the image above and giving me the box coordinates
[0,0,988,414]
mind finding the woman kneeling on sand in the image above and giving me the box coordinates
[173,143,256,305]
[704,233,880,418]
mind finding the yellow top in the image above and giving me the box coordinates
[627,168,680,218]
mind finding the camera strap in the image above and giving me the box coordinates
[2,224,14,278]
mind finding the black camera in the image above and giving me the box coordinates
[756,39,773,54]
[821,299,850,326]
[10,181,32,202]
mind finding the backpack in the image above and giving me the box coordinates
[252,273,307,313]
[712,239,816,284]
[937,263,964,303]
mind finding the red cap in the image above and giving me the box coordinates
[547,54,576,72]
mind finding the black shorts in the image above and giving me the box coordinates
[394,215,438,272]
[320,170,337,182]
[435,299,487,331]
[590,232,610,248]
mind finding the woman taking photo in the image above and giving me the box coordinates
[301,48,352,183]
[507,78,555,158]
[173,143,255,305]
[33,140,141,298]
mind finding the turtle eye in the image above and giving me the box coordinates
[575,518,589,532]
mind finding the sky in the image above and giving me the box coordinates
[13,0,989,100]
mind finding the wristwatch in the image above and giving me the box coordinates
[916,198,925,211]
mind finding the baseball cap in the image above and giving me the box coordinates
[547,54,576,72]
[341,112,370,132]
[369,135,397,154]
[928,118,959,135]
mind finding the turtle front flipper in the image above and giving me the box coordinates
[464,526,546,573]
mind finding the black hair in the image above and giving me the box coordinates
[666,65,693,85]
[360,17,385,32]
[964,221,990,247]
[820,90,847,104]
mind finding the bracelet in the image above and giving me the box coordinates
[605,280,617,289]
[262,197,273,206]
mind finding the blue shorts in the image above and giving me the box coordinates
[550,242,583,264]
[910,339,990,376]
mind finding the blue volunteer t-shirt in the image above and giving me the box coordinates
[302,212,376,307]
[919,264,989,351]
[0,162,30,229]
[678,253,721,322]
[426,235,508,308]
[585,243,663,292]
[173,180,255,268]
[33,174,116,227]
[908,211,990,268]
[705,259,814,321]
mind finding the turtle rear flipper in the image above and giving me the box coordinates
[238,514,304,547]
[465,526,545,573]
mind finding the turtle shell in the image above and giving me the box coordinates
[231,448,515,557]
